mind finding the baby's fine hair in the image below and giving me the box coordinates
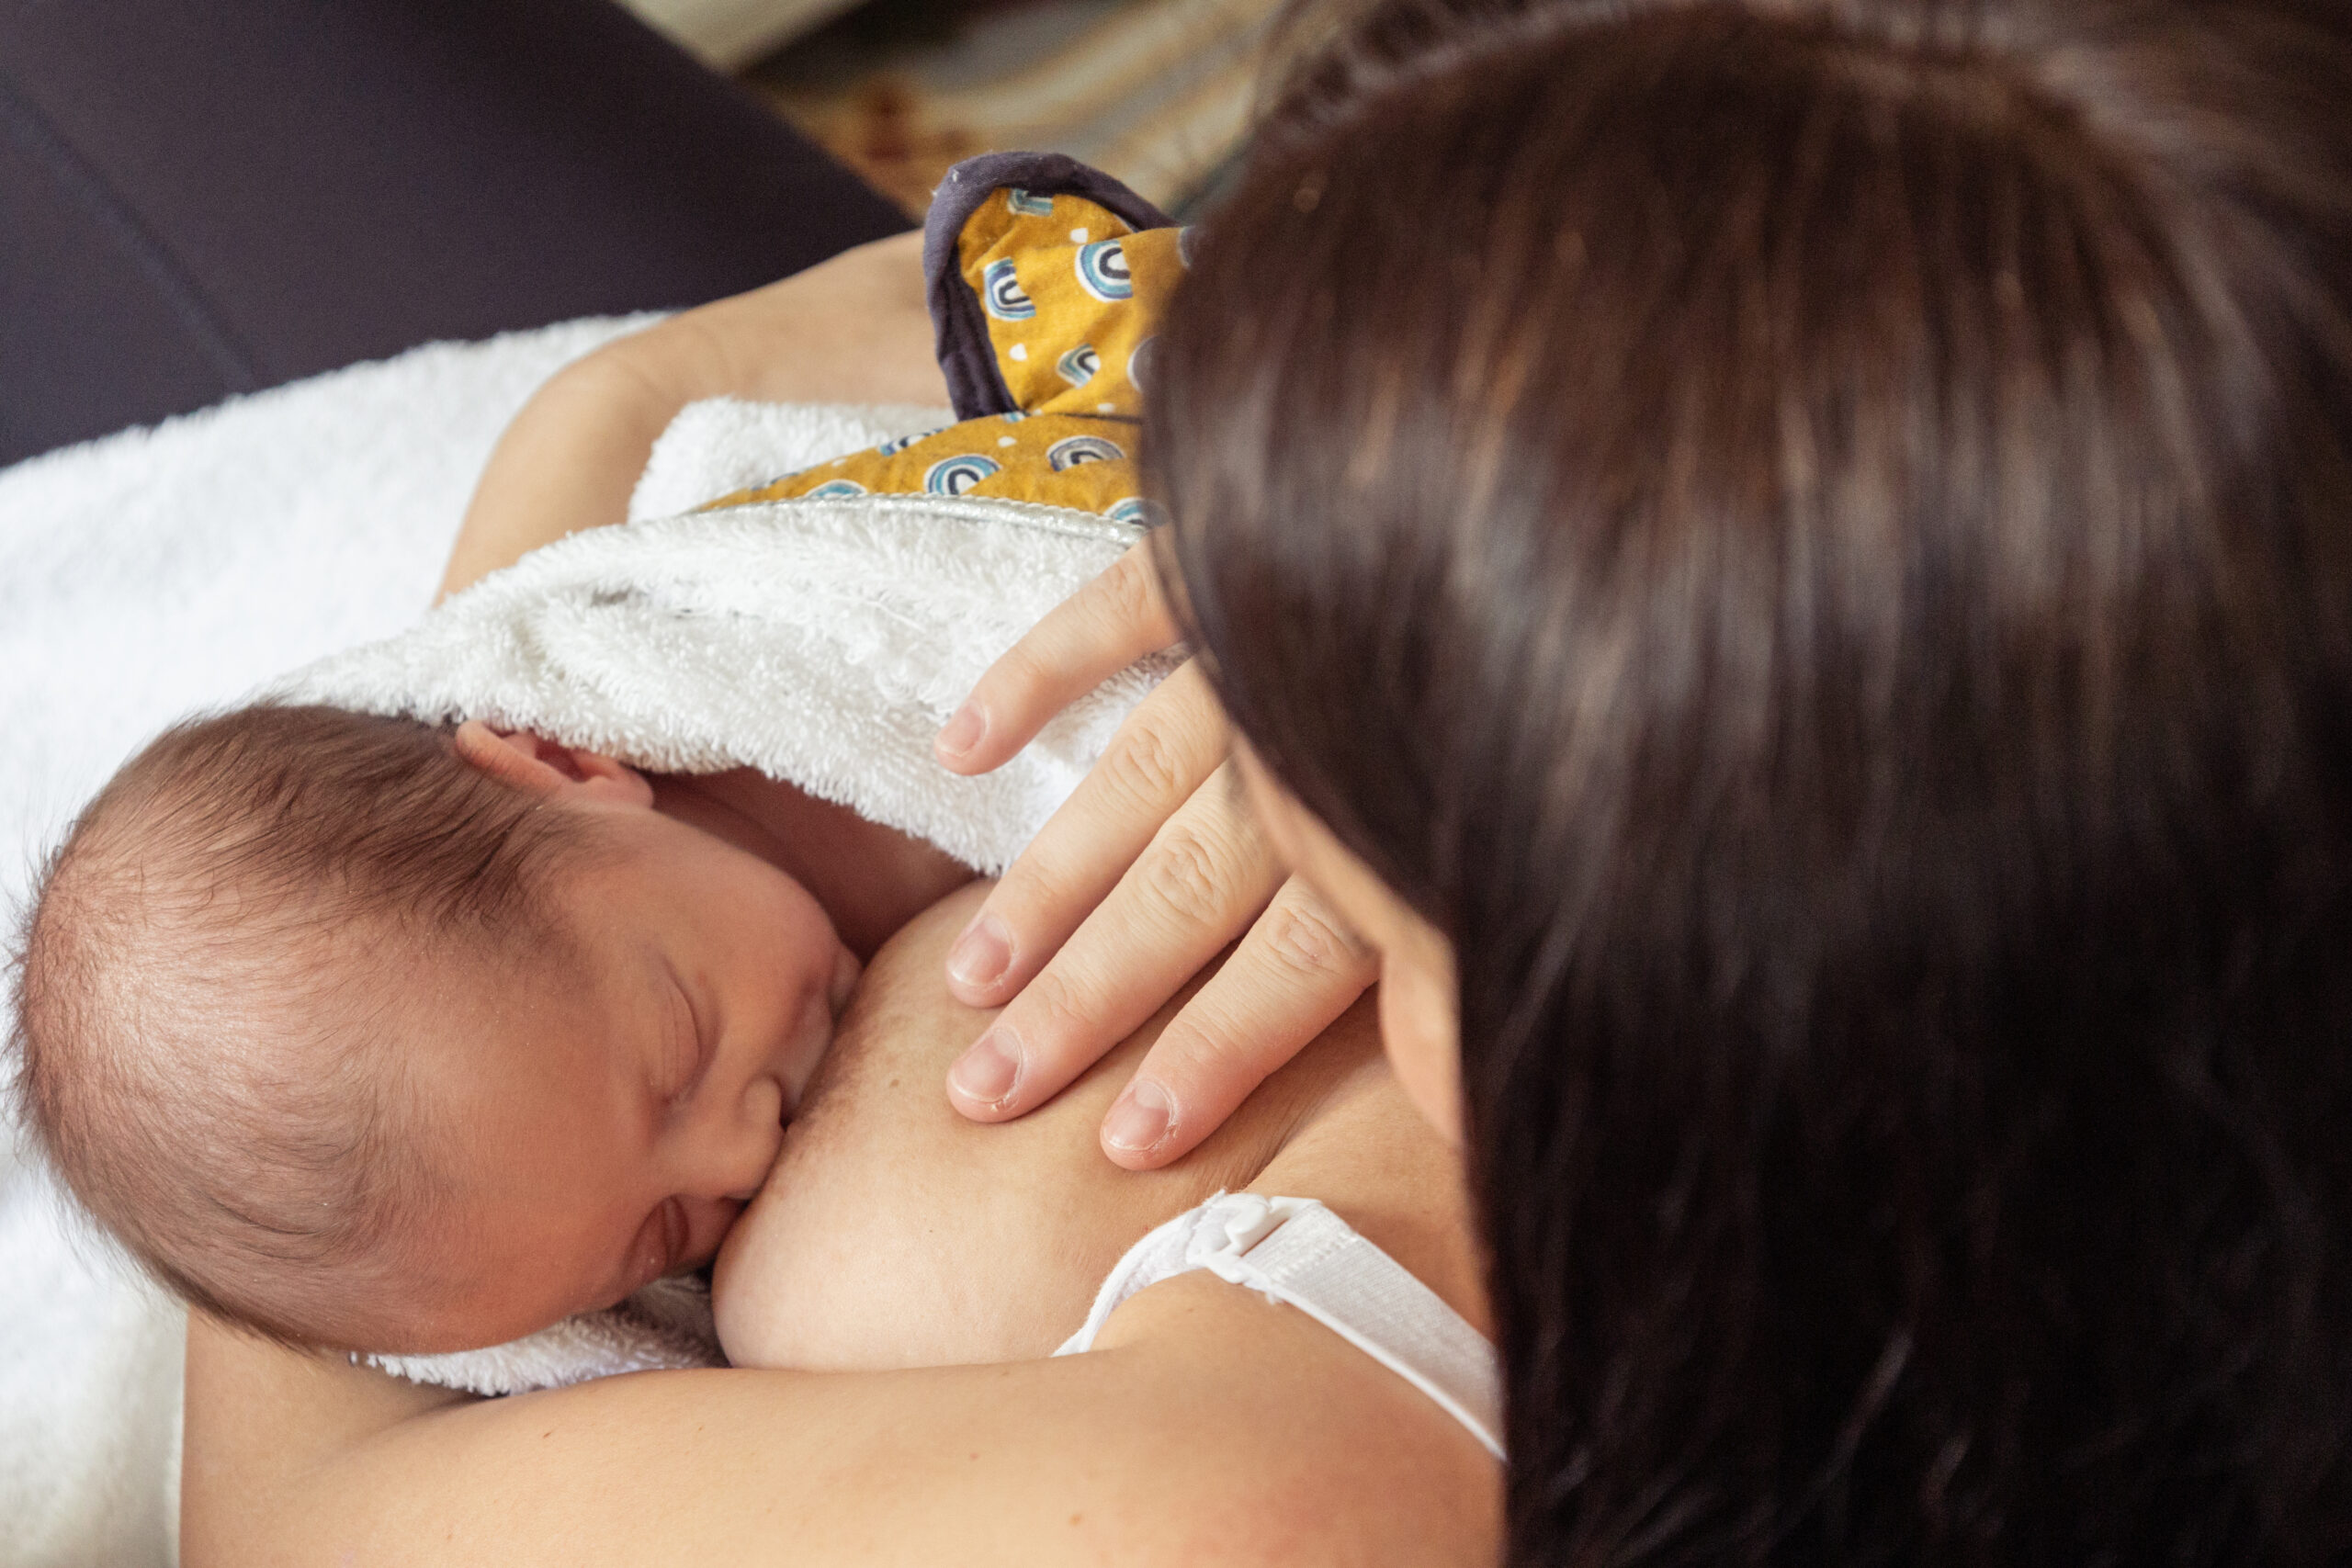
[9,704,593,1347]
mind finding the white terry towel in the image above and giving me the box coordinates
[279,491,1155,877]
[274,414,1165,1395]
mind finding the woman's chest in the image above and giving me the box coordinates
[708,890,1268,1371]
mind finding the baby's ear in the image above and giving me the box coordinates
[451,720,655,808]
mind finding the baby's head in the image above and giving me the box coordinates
[11,705,853,1352]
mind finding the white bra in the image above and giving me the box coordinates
[1053,1190,1505,1460]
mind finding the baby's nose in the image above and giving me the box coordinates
[687,1074,788,1198]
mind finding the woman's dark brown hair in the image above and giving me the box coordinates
[1156,0,2352,1559]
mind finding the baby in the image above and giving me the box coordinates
[15,708,899,1351]
[9,156,1180,1355]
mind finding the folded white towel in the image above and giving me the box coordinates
[281,490,1157,876]
[364,1274,724,1395]
[275,406,1164,1395]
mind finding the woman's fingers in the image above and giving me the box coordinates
[1096,877,1378,1169]
[943,660,1227,1007]
[946,760,1286,1122]
[935,538,1181,775]
[935,543,1331,1155]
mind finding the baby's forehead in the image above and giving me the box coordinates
[399,908,647,1101]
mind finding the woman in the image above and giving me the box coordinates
[960,0,2352,1558]
[189,0,2352,1562]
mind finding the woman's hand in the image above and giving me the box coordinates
[934,541,1377,1168]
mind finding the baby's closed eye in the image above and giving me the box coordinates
[659,964,712,1104]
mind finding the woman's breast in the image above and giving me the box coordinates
[710,884,1304,1371]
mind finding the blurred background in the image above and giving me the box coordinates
[633,0,1272,214]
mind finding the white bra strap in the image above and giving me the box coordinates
[1056,1192,1505,1460]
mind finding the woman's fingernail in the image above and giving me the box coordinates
[1102,1081,1175,1155]
[936,702,985,760]
[948,1028,1023,1109]
[946,914,1012,991]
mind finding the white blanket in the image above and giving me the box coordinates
[279,488,1150,879]
[0,318,1121,1565]
[0,317,641,1568]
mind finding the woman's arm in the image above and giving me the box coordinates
[182,1275,1495,1568]
[436,230,946,599]
[181,893,1498,1566]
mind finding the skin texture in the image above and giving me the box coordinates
[712,886,1399,1370]
[180,889,1501,1568]
[939,540,1375,1167]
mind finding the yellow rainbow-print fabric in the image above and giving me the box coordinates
[705,182,1182,519]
